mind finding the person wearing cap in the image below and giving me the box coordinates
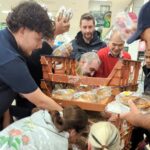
[88,121,121,150]
[95,29,131,78]
[121,1,150,130]
[0,1,64,129]
[122,50,150,150]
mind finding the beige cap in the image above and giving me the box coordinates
[88,121,121,150]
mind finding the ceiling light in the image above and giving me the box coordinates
[1,10,11,14]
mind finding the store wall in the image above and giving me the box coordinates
[89,0,131,37]
[132,0,144,14]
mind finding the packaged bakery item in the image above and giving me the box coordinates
[115,11,137,41]
[56,6,66,21]
[52,42,73,57]
[106,92,150,114]
[93,86,112,101]
[52,88,76,100]
[76,85,92,92]
[116,91,150,112]
[65,8,73,22]
[73,91,98,103]
[105,100,130,114]
[56,6,73,22]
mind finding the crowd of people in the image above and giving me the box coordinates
[0,0,150,150]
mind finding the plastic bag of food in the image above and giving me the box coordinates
[93,86,112,101]
[76,85,92,92]
[115,11,137,41]
[56,6,73,22]
[52,42,73,57]
[116,91,150,113]
[52,88,76,100]
[73,91,98,103]
[105,100,130,114]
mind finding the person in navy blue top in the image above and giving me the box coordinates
[0,1,63,128]
[8,16,70,120]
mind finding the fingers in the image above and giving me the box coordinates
[55,18,70,35]
[120,112,129,119]
[128,100,139,113]
[120,100,140,120]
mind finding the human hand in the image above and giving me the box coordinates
[54,17,70,36]
[120,100,141,126]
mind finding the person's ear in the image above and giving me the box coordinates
[69,129,78,143]
[108,41,111,47]
[80,60,85,65]
[19,27,26,35]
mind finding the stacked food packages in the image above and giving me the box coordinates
[52,86,112,103]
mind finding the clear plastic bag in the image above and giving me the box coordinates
[115,91,150,113]
[52,88,76,100]
[114,11,137,41]
[105,100,130,114]
[56,6,73,22]
[52,42,73,57]
[72,91,98,103]
[93,86,112,101]
[54,6,73,45]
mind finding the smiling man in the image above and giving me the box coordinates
[71,13,106,60]
[0,1,62,123]
[95,29,131,78]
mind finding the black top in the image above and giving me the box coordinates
[71,31,106,60]
[143,65,150,93]
[9,41,53,119]
[0,28,38,117]
[26,41,53,86]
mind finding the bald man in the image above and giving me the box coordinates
[95,29,131,78]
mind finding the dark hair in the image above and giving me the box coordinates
[51,105,88,132]
[80,13,95,25]
[6,1,55,39]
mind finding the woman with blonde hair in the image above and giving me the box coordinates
[88,121,121,150]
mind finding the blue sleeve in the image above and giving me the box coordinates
[0,58,38,94]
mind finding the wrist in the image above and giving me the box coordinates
[133,113,143,127]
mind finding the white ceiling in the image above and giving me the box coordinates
[0,0,132,22]
[0,0,88,22]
